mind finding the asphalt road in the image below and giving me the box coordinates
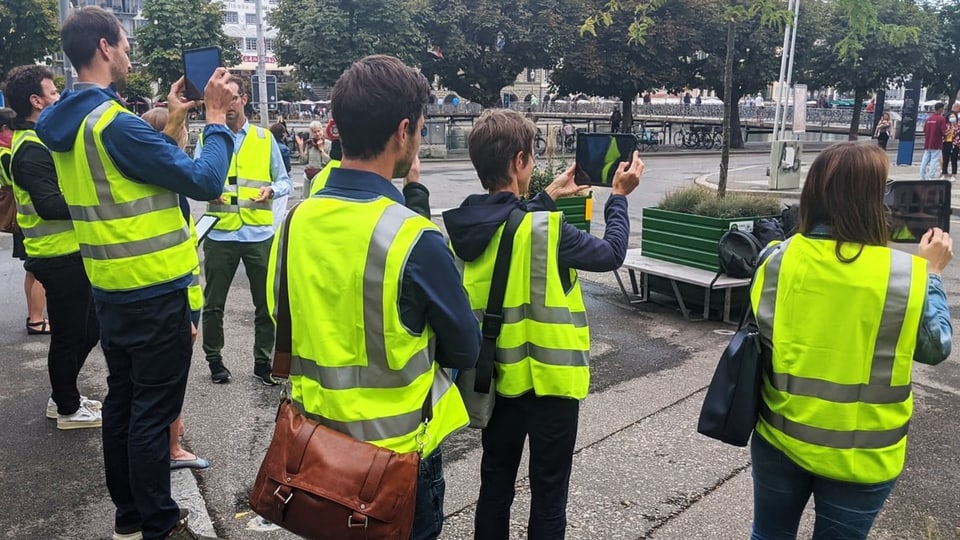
[1,153,958,539]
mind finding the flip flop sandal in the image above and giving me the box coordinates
[170,457,210,470]
[26,318,52,335]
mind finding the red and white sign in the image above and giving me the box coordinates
[242,55,277,64]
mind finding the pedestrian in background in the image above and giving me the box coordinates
[920,102,947,180]
[942,103,959,181]
[0,107,49,335]
[442,109,643,540]
[141,106,210,471]
[610,107,621,133]
[36,6,235,538]
[198,76,291,386]
[875,111,892,151]
[749,142,953,539]
[296,119,328,193]
[5,65,101,429]
[266,55,480,540]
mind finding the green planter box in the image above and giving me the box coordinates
[556,193,592,233]
[640,207,772,272]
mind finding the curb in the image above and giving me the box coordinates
[172,469,217,536]
[693,168,802,200]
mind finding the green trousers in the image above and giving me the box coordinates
[201,237,275,368]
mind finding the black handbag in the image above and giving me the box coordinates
[697,243,783,447]
[456,207,526,429]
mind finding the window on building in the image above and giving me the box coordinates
[264,39,275,51]
[231,38,242,51]
[245,13,258,25]
[245,37,258,51]
[223,11,238,24]
[527,69,537,83]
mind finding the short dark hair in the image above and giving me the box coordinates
[468,109,536,191]
[0,108,15,130]
[269,122,286,141]
[227,76,247,96]
[61,7,124,70]
[331,55,430,160]
[4,65,55,119]
[934,102,944,111]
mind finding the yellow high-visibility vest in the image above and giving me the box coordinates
[49,101,197,292]
[205,126,274,231]
[458,211,591,400]
[0,145,11,187]
[752,235,927,483]
[308,159,340,196]
[10,129,79,258]
[266,194,468,457]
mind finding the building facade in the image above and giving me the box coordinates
[220,0,290,75]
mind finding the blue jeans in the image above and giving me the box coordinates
[920,149,942,180]
[411,449,446,540]
[750,434,896,540]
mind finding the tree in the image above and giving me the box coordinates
[0,0,59,78]
[270,0,424,86]
[797,0,929,139]
[120,71,157,101]
[136,0,240,89]
[278,79,302,102]
[925,2,960,111]
[552,0,701,132]
[419,0,566,107]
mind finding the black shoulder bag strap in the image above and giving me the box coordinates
[271,201,435,423]
[475,207,527,394]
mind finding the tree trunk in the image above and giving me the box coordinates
[729,90,744,149]
[718,21,735,199]
[849,88,865,140]
[621,93,635,134]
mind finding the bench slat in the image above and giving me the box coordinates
[621,249,749,289]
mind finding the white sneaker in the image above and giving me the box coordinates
[46,395,102,419]
[57,403,102,430]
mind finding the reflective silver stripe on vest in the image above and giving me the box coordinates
[84,102,118,205]
[497,342,589,367]
[17,202,37,216]
[292,365,455,442]
[238,178,268,188]
[760,406,909,449]
[68,196,180,221]
[238,199,272,210]
[22,221,73,238]
[207,205,235,213]
[529,212,550,306]
[363,203,421,365]
[757,239,915,406]
[270,207,290,322]
[473,305,587,328]
[869,249,914,386]
[290,338,435,390]
[223,185,239,194]
[80,228,190,260]
[190,273,200,286]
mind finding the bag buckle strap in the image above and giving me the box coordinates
[348,512,368,529]
[273,484,293,506]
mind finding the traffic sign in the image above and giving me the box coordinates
[251,75,278,112]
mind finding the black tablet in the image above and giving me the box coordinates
[182,47,223,101]
[574,133,637,186]
[885,180,951,243]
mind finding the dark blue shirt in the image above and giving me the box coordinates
[320,168,481,370]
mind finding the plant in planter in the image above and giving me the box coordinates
[527,159,593,232]
[641,186,781,271]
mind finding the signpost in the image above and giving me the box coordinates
[897,81,922,166]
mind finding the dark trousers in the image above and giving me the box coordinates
[750,434,895,540]
[99,289,193,540]
[201,237,274,368]
[412,449,446,540]
[30,258,100,415]
[475,393,580,540]
[877,134,889,151]
[942,142,959,175]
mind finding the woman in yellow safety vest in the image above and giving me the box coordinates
[749,142,953,539]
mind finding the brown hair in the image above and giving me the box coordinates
[468,109,536,191]
[141,108,187,149]
[799,142,889,262]
[62,6,124,70]
[331,55,430,160]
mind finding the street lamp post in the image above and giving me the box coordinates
[59,0,74,89]
[768,0,802,190]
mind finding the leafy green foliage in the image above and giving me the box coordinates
[527,159,568,198]
[270,0,425,86]
[419,0,565,107]
[0,0,59,77]
[136,0,240,88]
[120,71,156,100]
[925,2,960,108]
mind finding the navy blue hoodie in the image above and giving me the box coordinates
[443,191,630,272]
[36,83,234,303]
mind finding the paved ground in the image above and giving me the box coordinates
[2,148,959,540]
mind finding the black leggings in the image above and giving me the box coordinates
[942,142,958,175]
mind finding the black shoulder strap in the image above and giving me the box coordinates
[474,208,526,393]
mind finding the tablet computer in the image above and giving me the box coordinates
[195,214,219,243]
[574,133,637,186]
[182,47,223,101]
[885,180,951,243]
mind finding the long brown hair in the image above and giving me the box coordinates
[799,142,889,262]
